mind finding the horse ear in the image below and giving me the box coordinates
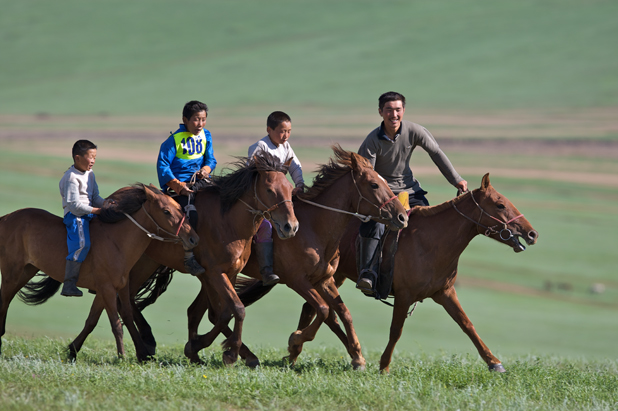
[349,151,360,171]
[284,157,292,168]
[481,173,491,190]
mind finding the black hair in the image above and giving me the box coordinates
[266,111,291,130]
[378,92,406,110]
[182,100,208,120]
[72,140,97,159]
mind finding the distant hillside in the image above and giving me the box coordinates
[1,0,617,115]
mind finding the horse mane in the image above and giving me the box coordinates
[98,183,152,223]
[409,188,479,217]
[298,144,372,201]
[207,151,289,213]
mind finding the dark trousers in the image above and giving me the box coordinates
[359,191,429,239]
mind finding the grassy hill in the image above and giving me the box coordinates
[1,0,617,115]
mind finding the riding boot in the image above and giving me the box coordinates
[356,237,380,294]
[184,251,206,276]
[255,241,280,286]
[61,260,83,297]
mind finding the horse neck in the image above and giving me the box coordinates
[411,192,482,256]
[299,172,361,241]
[114,206,163,261]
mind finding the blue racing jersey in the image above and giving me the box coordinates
[157,124,217,189]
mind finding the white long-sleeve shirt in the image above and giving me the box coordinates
[59,165,106,216]
[247,136,304,188]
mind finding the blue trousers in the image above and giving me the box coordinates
[64,212,95,262]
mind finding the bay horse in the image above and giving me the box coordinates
[20,152,299,364]
[1,184,198,360]
[236,174,538,372]
[136,145,409,369]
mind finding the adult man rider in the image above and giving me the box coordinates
[356,91,468,293]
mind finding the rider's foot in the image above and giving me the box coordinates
[184,253,205,276]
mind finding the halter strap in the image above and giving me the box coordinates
[452,190,524,238]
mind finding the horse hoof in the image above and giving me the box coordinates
[222,350,237,366]
[489,363,506,373]
[145,344,156,357]
[184,341,202,364]
[352,358,366,371]
[245,357,261,369]
[282,355,297,366]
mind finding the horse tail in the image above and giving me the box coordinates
[17,274,62,305]
[235,276,276,307]
[134,265,175,311]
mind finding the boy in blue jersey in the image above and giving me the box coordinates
[156,100,217,276]
[59,140,111,296]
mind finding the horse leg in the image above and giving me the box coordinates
[184,281,212,363]
[317,277,365,370]
[100,287,125,359]
[130,299,156,356]
[379,295,413,374]
[0,264,39,355]
[219,324,260,368]
[285,280,329,365]
[432,286,505,372]
[186,274,245,366]
[68,294,105,361]
[117,284,151,362]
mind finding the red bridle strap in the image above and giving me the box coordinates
[175,213,186,236]
[379,195,398,210]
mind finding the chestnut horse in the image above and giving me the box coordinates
[21,152,299,364]
[236,174,538,372]
[136,145,409,369]
[1,184,198,360]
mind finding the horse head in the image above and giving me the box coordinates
[142,183,200,250]
[474,173,538,252]
[345,147,408,230]
[252,154,299,240]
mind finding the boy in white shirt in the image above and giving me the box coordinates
[247,111,304,285]
[58,140,109,296]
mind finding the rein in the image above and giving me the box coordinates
[452,190,524,240]
[297,170,397,223]
[123,205,183,243]
[238,174,293,223]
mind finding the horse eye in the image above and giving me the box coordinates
[267,188,275,195]
[371,183,379,189]
[163,209,171,215]
[497,204,505,210]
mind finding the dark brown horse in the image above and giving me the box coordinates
[21,152,299,364]
[1,184,198,360]
[237,174,538,372]
[138,145,409,369]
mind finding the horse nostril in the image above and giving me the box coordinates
[398,213,406,223]
[284,223,291,233]
[528,230,538,240]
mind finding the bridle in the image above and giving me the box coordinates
[452,190,524,241]
[123,205,185,243]
[238,174,293,223]
[297,170,397,223]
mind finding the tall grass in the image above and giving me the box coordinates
[1,337,617,411]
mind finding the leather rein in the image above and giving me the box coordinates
[297,170,397,223]
[123,205,185,243]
